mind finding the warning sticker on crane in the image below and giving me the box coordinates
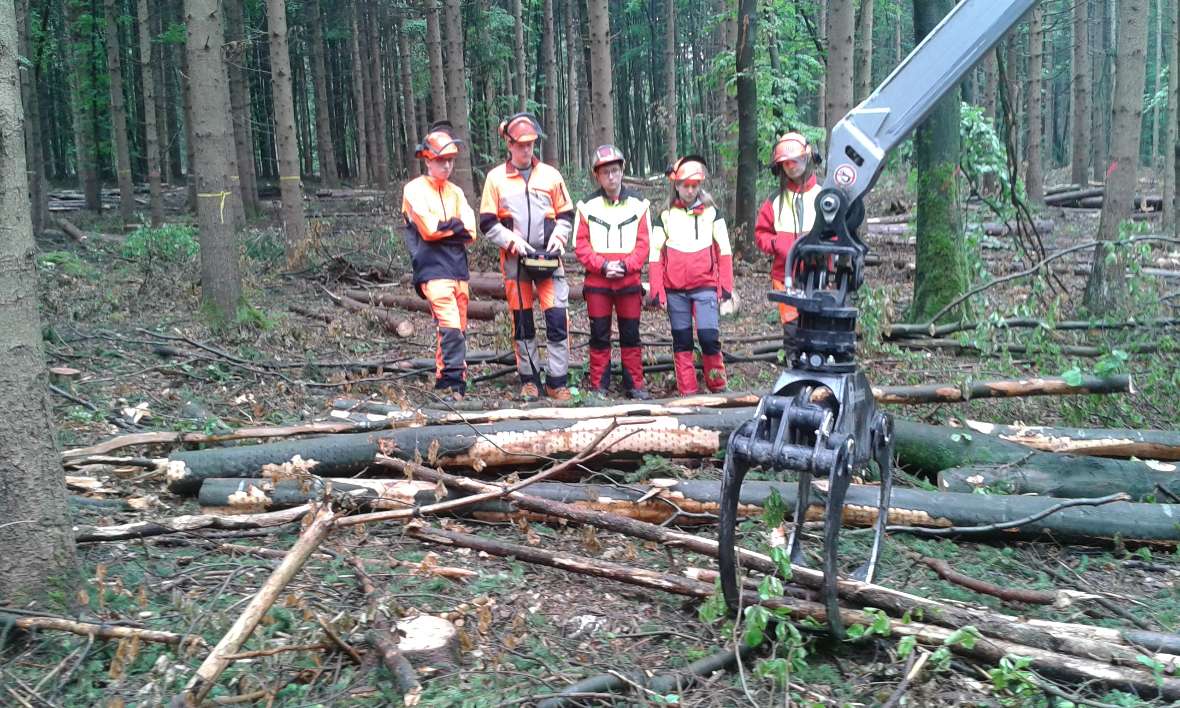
[834,164,857,187]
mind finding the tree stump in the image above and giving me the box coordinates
[394,615,460,672]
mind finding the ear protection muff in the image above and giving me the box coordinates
[499,112,545,143]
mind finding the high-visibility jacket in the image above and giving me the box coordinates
[479,158,574,258]
[401,175,477,289]
[754,174,821,282]
[649,200,733,296]
[573,187,650,292]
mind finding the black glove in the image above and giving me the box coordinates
[436,217,465,234]
[721,289,733,302]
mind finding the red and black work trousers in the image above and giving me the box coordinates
[422,279,469,394]
[584,289,645,392]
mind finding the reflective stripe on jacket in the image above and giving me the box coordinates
[573,187,650,292]
[401,175,477,288]
[650,202,733,294]
[754,175,821,282]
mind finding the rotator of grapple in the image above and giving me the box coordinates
[717,188,893,640]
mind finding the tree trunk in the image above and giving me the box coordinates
[663,0,677,163]
[734,0,757,249]
[442,0,476,200]
[815,0,826,129]
[909,0,967,323]
[136,0,163,225]
[565,0,581,166]
[396,18,420,177]
[961,419,1180,461]
[65,0,100,212]
[824,0,854,140]
[1085,0,1149,314]
[1093,0,1114,183]
[349,0,368,184]
[105,0,135,225]
[0,0,78,603]
[267,0,309,263]
[1167,0,1179,232]
[306,0,339,186]
[181,32,197,210]
[185,0,244,325]
[1071,0,1091,185]
[223,0,259,215]
[1026,5,1045,202]
[425,1,446,121]
[16,0,44,235]
[586,0,614,146]
[541,0,558,164]
[513,0,527,111]
[365,1,389,186]
[853,0,874,103]
[1152,0,1165,165]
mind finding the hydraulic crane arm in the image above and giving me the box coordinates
[824,0,1038,204]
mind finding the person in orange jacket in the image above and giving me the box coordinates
[647,156,733,395]
[572,144,652,400]
[401,121,477,401]
[479,113,576,401]
[754,131,822,353]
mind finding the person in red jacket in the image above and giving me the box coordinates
[754,131,822,353]
[401,121,477,401]
[573,145,652,399]
[648,155,733,395]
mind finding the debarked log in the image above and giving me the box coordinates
[871,374,1131,404]
[960,420,1180,461]
[199,476,1180,546]
[896,419,1180,500]
[164,410,752,495]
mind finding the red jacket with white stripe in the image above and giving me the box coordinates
[754,175,821,282]
[648,200,733,302]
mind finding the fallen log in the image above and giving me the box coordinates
[163,410,750,495]
[885,316,1180,339]
[202,475,1180,546]
[892,419,1180,499]
[56,217,88,243]
[336,295,416,335]
[342,288,506,320]
[73,504,309,542]
[960,419,1180,461]
[384,457,1180,667]
[1043,186,1106,205]
[0,614,203,647]
[866,219,1054,236]
[405,520,1180,700]
[467,272,584,301]
[870,374,1131,404]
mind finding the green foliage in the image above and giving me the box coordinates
[626,454,683,483]
[844,607,891,641]
[987,655,1042,705]
[37,251,97,280]
[121,224,199,269]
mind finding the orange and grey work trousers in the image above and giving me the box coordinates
[771,278,800,357]
[422,279,470,393]
[504,270,570,388]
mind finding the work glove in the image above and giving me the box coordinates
[546,232,567,255]
[603,260,626,279]
[645,284,666,309]
[507,232,535,256]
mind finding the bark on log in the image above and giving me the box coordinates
[56,218,88,243]
[886,317,1180,339]
[0,614,203,647]
[467,273,584,301]
[405,520,1180,699]
[1043,186,1106,205]
[892,420,1180,499]
[336,296,416,334]
[342,288,506,321]
[383,457,1180,667]
[73,504,309,543]
[871,374,1131,404]
[201,475,1180,546]
[164,411,751,495]
[960,420,1180,461]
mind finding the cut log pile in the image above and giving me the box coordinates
[1045,185,1163,211]
[64,378,1180,704]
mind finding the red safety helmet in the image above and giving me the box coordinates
[499,112,544,143]
[666,155,708,183]
[591,144,626,172]
[416,121,462,159]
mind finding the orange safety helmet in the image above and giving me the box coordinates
[499,112,544,143]
[770,131,820,174]
[665,155,708,183]
[416,120,462,159]
[591,144,626,172]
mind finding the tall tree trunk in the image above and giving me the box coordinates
[1093,0,1114,183]
[293,54,314,178]
[513,0,527,111]
[663,0,677,164]
[1085,0,1149,314]
[366,1,389,187]
[305,0,338,186]
[816,0,826,129]
[443,0,476,200]
[182,37,197,210]
[396,18,420,177]
[909,0,967,324]
[0,0,78,604]
[136,0,163,225]
[16,0,45,235]
[1171,0,1180,235]
[565,0,581,167]
[425,0,447,121]
[541,0,558,164]
[1152,0,1164,165]
[266,0,309,262]
[578,0,593,166]
[105,0,135,225]
[349,0,368,184]
[185,0,244,325]
[824,0,853,140]
[734,0,757,250]
[853,0,874,103]
[586,0,615,146]
[65,0,100,212]
[223,0,259,216]
[1071,0,1091,185]
[1026,5,1045,203]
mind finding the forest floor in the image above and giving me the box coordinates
[5,172,1180,707]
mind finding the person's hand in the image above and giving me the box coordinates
[508,233,535,256]
[604,260,626,279]
[645,287,666,310]
[546,233,567,255]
